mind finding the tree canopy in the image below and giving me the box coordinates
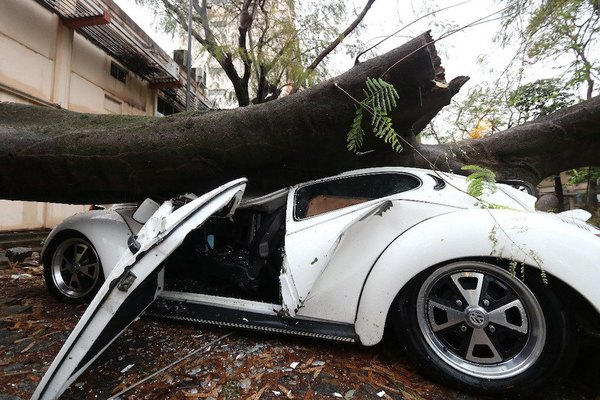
[422,0,599,143]
[136,0,376,106]
[499,0,600,100]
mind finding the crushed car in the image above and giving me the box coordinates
[33,167,600,399]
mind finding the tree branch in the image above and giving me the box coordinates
[304,0,376,73]
[161,0,207,45]
[413,95,600,184]
[238,0,256,90]
[161,0,248,105]
[188,0,251,105]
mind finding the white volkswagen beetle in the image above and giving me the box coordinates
[35,167,600,398]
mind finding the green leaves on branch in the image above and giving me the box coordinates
[508,78,576,124]
[347,77,402,153]
[499,0,599,99]
[462,165,497,200]
[347,109,364,151]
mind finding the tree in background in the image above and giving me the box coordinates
[423,0,599,143]
[499,0,599,101]
[423,83,511,143]
[419,0,599,208]
[568,167,600,211]
[136,0,375,107]
[508,78,576,124]
[498,0,599,210]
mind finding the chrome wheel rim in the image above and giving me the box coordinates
[50,237,101,299]
[416,262,546,379]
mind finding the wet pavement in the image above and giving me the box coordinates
[1,261,599,399]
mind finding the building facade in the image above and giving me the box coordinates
[0,0,209,231]
[178,1,296,109]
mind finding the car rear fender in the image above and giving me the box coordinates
[42,210,133,278]
[354,209,600,345]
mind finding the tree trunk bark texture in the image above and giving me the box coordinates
[0,32,598,204]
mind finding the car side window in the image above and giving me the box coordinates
[294,173,421,219]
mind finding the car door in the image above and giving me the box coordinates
[32,179,246,400]
[279,172,422,316]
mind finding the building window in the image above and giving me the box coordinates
[156,97,179,116]
[110,62,128,83]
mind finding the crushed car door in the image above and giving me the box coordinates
[280,199,393,317]
[279,172,423,317]
[31,179,246,400]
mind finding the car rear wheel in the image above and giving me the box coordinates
[43,232,104,304]
[392,261,577,395]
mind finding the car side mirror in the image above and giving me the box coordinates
[132,198,160,224]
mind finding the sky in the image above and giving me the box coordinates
[112,0,511,94]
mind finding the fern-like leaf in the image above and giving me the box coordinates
[347,106,364,152]
[462,165,497,200]
[346,77,401,154]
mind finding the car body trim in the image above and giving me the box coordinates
[158,290,282,314]
[147,296,356,342]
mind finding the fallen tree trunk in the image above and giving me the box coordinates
[0,32,464,203]
[375,95,600,184]
[429,95,600,184]
[0,32,598,204]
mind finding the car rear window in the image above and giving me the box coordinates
[294,173,421,219]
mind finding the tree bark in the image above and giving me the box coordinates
[0,32,598,204]
[425,95,600,184]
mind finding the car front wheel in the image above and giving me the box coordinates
[392,260,577,396]
[43,231,104,304]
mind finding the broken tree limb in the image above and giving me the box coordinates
[1,31,598,205]
[401,95,600,184]
[0,32,463,204]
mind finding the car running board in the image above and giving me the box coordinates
[145,297,357,343]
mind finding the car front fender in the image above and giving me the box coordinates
[354,208,600,345]
[42,209,133,278]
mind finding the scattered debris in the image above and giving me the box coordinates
[10,274,33,280]
[120,364,134,373]
[107,333,233,399]
[239,378,252,390]
[20,340,36,353]
[2,305,32,315]
[6,247,33,263]
[0,260,599,399]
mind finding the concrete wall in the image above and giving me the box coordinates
[0,0,159,230]
[0,201,88,231]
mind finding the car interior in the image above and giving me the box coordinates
[162,173,422,304]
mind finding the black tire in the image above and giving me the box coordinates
[43,231,105,304]
[392,260,578,396]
